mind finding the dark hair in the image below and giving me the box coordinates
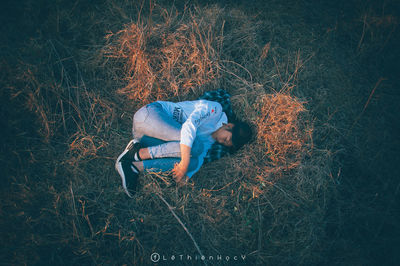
[231,121,253,151]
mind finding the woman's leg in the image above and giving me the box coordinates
[133,135,204,174]
[137,135,180,159]
[132,102,181,142]
[138,135,204,160]
[133,157,199,175]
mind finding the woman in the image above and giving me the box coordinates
[115,99,252,197]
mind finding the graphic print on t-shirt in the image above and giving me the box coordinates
[194,105,218,125]
[173,107,184,124]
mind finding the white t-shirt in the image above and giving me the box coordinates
[156,100,228,177]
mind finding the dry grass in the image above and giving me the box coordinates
[98,4,323,263]
[102,5,221,103]
[3,0,398,265]
[256,93,312,168]
[0,3,330,264]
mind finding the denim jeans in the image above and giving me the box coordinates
[132,102,204,175]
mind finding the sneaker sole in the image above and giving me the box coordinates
[116,139,135,163]
[115,161,133,198]
[115,140,136,198]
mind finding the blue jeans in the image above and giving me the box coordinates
[132,102,204,174]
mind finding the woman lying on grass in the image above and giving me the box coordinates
[115,98,252,197]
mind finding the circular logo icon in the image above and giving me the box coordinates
[150,252,160,263]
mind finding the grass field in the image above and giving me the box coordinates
[1,0,399,265]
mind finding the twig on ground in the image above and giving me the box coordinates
[155,192,207,266]
[357,14,368,51]
[347,77,386,137]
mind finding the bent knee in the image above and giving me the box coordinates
[133,105,149,125]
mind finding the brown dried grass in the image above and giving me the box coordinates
[103,6,220,103]
[256,93,313,168]
[1,2,339,265]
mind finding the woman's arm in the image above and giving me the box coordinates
[172,144,191,182]
[173,101,222,182]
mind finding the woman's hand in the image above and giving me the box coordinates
[172,144,191,183]
[172,161,188,183]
